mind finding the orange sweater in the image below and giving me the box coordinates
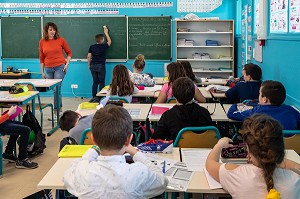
[0,113,9,125]
[39,37,72,67]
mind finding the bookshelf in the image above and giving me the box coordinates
[176,20,234,78]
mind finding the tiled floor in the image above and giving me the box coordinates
[0,97,87,198]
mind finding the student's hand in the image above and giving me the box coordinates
[216,137,233,149]
[7,106,17,116]
[125,144,138,157]
[103,26,109,34]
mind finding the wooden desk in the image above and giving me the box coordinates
[198,87,226,99]
[77,103,152,122]
[37,149,300,194]
[153,77,167,85]
[148,103,229,122]
[96,85,162,98]
[0,72,31,79]
[0,79,62,136]
[0,91,38,115]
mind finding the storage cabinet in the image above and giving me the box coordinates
[176,20,234,78]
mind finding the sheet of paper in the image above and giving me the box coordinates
[144,152,177,173]
[204,168,222,189]
[181,148,211,171]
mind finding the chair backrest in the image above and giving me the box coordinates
[108,96,129,103]
[79,128,93,145]
[283,130,300,154]
[166,97,177,103]
[174,126,221,148]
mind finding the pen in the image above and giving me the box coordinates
[163,160,166,173]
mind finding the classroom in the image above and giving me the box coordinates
[0,0,299,198]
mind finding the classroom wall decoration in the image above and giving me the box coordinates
[289,0,300,32]
[270,0,288,33]
[177,0,222,12]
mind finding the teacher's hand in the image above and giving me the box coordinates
[63,64,69,73]
[42,72,46,79]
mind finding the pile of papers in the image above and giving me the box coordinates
[205,84,229,93]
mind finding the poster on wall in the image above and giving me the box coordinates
[254,0,260,34]
[177,0,222,12]
[290,0,300,32]
[270,0,288,33]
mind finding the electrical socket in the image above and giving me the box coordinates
[71,84,78,89]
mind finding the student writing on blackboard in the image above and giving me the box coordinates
[87,26,112,98]
[128,54,155,87]
[39,22,72,118]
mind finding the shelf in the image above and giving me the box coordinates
[177,59,233,62]
[177,32,232,34]
[177,45,233,48]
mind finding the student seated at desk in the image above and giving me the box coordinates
[59,110,94,144]
[180,60,202,83]
[64,105,168,198]
[155,62,205,103]
[206,114,300,199]
[107,64,138,103]
[225,63,262,103]
[152,77,213,141]
[128,54,155,87]
[227,80,300,131]
[1,106,38,169]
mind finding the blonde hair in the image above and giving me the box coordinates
[133,54,145,71]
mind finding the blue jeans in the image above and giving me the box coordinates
[90,63,106,97]
[0,120,30,160]
[44,65,65,110]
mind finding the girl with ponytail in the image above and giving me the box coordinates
[206,114,300,199]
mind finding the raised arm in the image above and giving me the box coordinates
[104,26,112,46]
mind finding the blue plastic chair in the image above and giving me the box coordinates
[79,128,93,145]
[14,82,54,129]
[108,96,129,103]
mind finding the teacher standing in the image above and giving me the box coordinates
[39,22,72,119]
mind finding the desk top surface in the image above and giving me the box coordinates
[0,79,61,87]
[37,148,300,193]
[0,91,38,102]
[0,72,30,77]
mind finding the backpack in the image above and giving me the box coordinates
[22,105,46,156]
[59,136,78,152]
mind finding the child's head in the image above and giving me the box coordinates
[259,80,286,105]
[133,54,146,72]
[59,110,80,132]
[95,34,104,44]
[111,64,134,96]
[243,63,262,81]
[180,61,196,82]
[172,77,195,104]
[166,62,186,85]
[92,104,133,150]
[242,114,285,192]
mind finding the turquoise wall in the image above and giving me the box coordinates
[1,0,235,97]
[237,0,300,109]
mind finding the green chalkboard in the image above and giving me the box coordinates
[1,17,42,58]
[128,16,171,60]
[44,16,127,60]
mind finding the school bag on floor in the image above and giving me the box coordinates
[22,105,46,156]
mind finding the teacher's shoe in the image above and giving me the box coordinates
[16,158,38,169]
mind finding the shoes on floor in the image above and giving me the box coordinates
[15,158,38,169]
[137,139,173,153]
[2,152,17,163]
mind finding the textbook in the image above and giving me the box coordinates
[58,145,93,158]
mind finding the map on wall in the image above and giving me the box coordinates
[290,0,300,32]
[177,0,222,12]
[270,0,288,32]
